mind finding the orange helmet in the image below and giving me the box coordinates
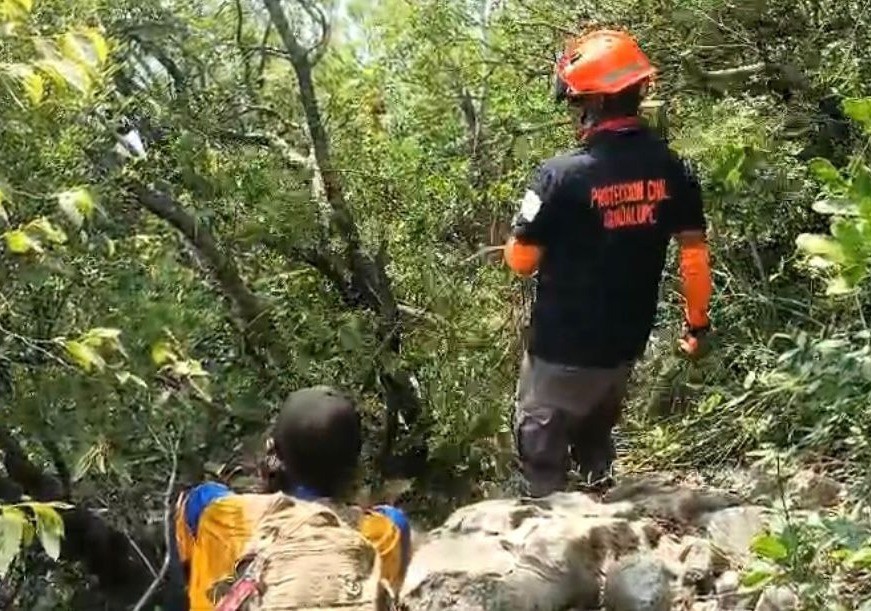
[554,29,655,101]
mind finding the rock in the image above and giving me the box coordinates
[679,538,720,589]
[603,554,672,611]
[703,506,770,562]
[787,470,843,509]
[605,476,742,524]
[714,571,740,608]
[754,586,798,611]
[651,535,685,579]
[401,478,788,611]
[402,494,654,611]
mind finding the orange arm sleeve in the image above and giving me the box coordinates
[504,237,541,276]
[679,238,712,329]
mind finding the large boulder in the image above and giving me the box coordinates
[401,495,657,610]
[401,476,758,611]
[399,472,845,610]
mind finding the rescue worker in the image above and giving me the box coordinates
[504,30,712,497]
[174,386,411,610]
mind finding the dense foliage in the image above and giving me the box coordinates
[3,0,871,607]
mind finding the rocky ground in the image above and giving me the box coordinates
[399,466,844,610]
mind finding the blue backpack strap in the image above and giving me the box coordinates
[184,482,233,536]
[371,505,412,573]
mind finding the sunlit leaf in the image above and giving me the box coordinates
[4,63,44,104]
[29,503,64,561]
[812,199,859,217]
[37,58,92,94]
[82,327,121,345]
[0,507,26,577]
[60,30,108,69]
[20,519,34,547]
[57,188,95,227]
[846,546,871,569]
[0,0,32,21]
[843,98,871,133]
[170,359,207,378]
[796,233,847,264]
[741,562,775,588]
[3,229,42,254]
[26,217,66,244]
[751,534,789,561]
[808,158,848,191]
[22,69,44,104]
[116,371,148,389]
[151,341,177,366]
[64,340,106,372]
[826,275,854,296]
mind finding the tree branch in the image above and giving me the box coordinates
[0,427,159,607]
[130,182,280,365]
[264,0,428,477]
[132,441,179,611]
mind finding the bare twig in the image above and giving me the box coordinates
[125,531,159,579]
[0,322,74,371]
[132,439,179,611]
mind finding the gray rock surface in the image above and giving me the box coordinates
[401,471,843,611]
[604,554,673,611]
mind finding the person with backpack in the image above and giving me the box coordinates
[504,29,712,497]
[174,386,411,610]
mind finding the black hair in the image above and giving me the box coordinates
[567,82,645,125]
[260,387,363,499]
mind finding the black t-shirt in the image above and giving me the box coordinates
[511,124,706,368]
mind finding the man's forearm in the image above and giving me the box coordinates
[678,235,712,329]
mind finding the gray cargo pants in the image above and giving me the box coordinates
[513,352,632,497]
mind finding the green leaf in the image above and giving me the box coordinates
[741,562,775,588]
[751,534,789,561]
[30,503,64,561]
[843,98,871,132]
[808,158,848,191]
[81,327,122,350]
[37,58,92,94]
[150,341,177,366]
[4,63,44,104]
[338,322,363,351]
[22,70,44,104]
[19,519,34,547]
[170,359,207,378]
[3,229,42,254]
[812,199,860,217]
[831,218,867,260]
[26,217,66,244]
[847,546,871,569]
[60,30,108,68]
[64,340,106,372]
[116,371,148,389]
[0,507,26,577]
[57,188,95,227]
[0,0,32,20]
[796,233,847,264]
